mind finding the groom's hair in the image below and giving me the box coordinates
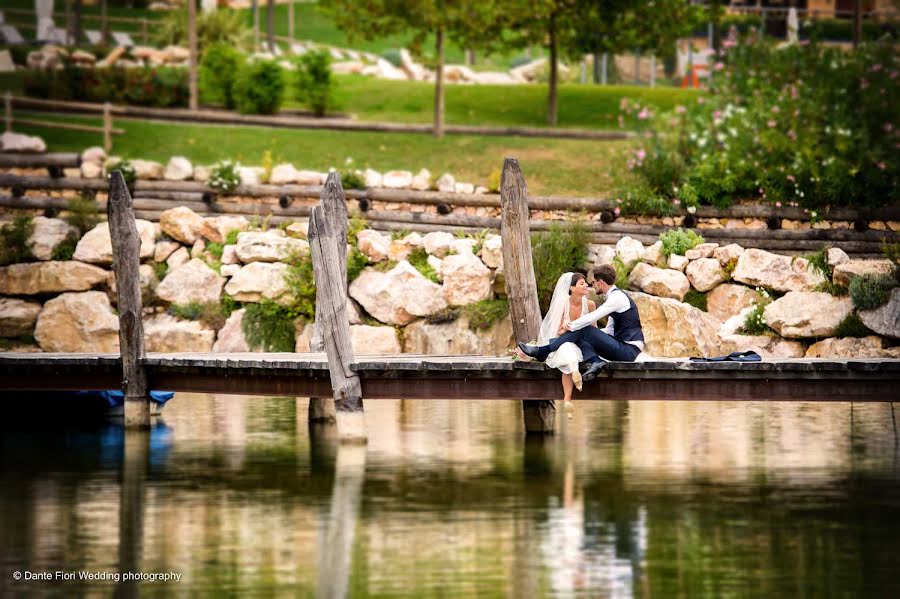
[593,264,616,285]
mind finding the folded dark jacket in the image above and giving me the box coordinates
[689,350,762,363]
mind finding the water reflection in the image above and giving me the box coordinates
[1,396,898,597]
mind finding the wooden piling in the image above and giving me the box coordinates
[308,205,366,442]
[499,158,556,433]
[102,102,112,152]
[107,171,149,427]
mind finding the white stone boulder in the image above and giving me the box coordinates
[859,288,900,339]
[81,161,103,178]
[426,255,444,281]
[423,231,455,257]
[832,259,894,288]
[349,325,401,354]
[213,309,251,352]
[387,232,423,261]
[667,254,689,272]
[363,169,382,188]
[163,156,193,181]
[234,231,308,263]
[719,332,808,359]
[238,166,264,186]
[382,170,414,189]
[295,170,323,185]
[221,244,239,265]
[224,262,291,304]
[144,313,215,353]
[0,131,46,153]
[411,168,432,191]
[805,336,889,359]
[156,259,225,305]
[706,283,759,322]
[450,238,477,255]
[269,163,301,185]
[641,241,664,266]
[73,220,155,264]
[159,206,206,245]
[732,248,825,292]
[153,240,180,263]
[0,298,42,337]
[763,291,853,338]
[201,215,250,243]
[220,264,240,277]
[826,247,850,268]
[357,229,390,262]
[442,252,493,306]
[190,239,206,258]
[587,244,617,267]
[632,292,723,357]
[166,246,190,271]
[686,257,727,292]
[403,313,515,356]
[349,261,447,326]
[685,242,719,260]
[615,236,644,266]
[0,261,108,295]
[627,262,690,301]
[436,173,455,193]
[454,182,475,194]
[131,159,164,180]
[284,221,308,239]
[34,291,119,352]
[713,243,744,266]
[27,216,77,261]
[106,263,158,305]
[480,235,503,269]
[81,146,107,166]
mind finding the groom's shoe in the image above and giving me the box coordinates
[581,360,607,382]
[517,342,543,360]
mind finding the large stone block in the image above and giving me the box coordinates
[159,206,206,244]
[0,261,108,295]
[144,313,215,352]
[224,262,291,304]
[403,313,514,356]
[27,217,78,261]
[0,298,42,337]
[213,309,251,352]
[442,251,493,306]
[628,262,690,301]
[859,288,900,339]
[349,324,401,354]
[832,259,894,288]
[349,261,447,325]
[156,259,225,305]
[685,257,727,292]
[234,231,309,263]
[73,221,156,264]
[732,248,825,292]
[632,292,723,357]
[706,283,759,322]
[763,291,853,338]
[33,291,119,352]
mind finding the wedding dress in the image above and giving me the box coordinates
[540,273,587,391]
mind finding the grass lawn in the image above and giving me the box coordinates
[15,112,637,197]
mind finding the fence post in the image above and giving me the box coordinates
[4,92,12,133]
[140,18,147,44]
[633,49,641,85]
[308,204,365,443]
[103,102,112,152]
[649,53,656,88]
[601,52,608,85]
[107,171,149,428]
[500,158,556,434]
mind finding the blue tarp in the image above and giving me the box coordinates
[69,390,175,408]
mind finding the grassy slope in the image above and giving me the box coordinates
[15,112,637,197]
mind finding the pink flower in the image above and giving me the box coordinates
[793,109,799,117]
[723,40,737,48]
[790,86,798,99]
[787,130,796,140]
[713,110,722,120]
[673,199,681,206]
[614,207,621,216]
[877,161,886,170]
[637,108,652,120]
[767,120,776,128]
[787,174,795,182]
[714,62,725,72]
[885,123,894,133]
[619,98,628,111]
[771,106,780,113]
[799,39,809,46]
[775,201,782,208]
[636,149,646,160]
[871,64,883,72]
[861,78,869,89]
[891,71,898,80]
[675,105,686,114]
[698,97,705,105]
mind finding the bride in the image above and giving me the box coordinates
[518,272,597,406]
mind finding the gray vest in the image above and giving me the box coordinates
[609,288,645,343]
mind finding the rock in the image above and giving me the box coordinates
[144,313,215,353]
[0,298,42,337]
[587,244,617,268]
[213,309,251,352]
[131,159,164,180]
[349,325,401,354]
[269,163,301,184]
[713,243,744,266]
[388,232,422,261]
[357,229,390,262]
[166,246,190,271]
[685,242,719,260]
[404,313,515,356]
[347,299,363,325]
[0,261,108,295]
[238,166,264,186]
[826,247,850,268]
[27,216,77,261]
[154,240,181,262]
[294,321,316,352]
[33,291,119,352]
[156,259,225,305]
[382,170,414,189]
[190,239,206,258]
[763,291,853,338]
[628,262,690,301]
[284,221,308,239]
[450,238,477,255]
[707,283,759,322]
[615,236,644,266]
[349,261,447,325]
[719,332,808,359]
[64,167,81,178]
[162,45,190,62]
[423,231,455,257]
[163,156,193,181]
[107,263,158,306]
[81,161,103,178]
[0,131,46,153]
[805,336,889,359]
[411,168,432,191]
[221,244,238,265]
[732,248,826,293]
[455,182,476,194]
[667,254,689,272]
[686,258,727,292]
[641,241,664,266]
[481,235,503,269]
[224,262,290,304]
[220,264,240,277]
[859,288,900,339]
[200,215,250,243]
[436,173,455,193]
[832,259,894,288]
[73,220,155,264]
[426,255,444,281]
[234,231,308,263]
[295,170,323,185]
[632,292,723,357]
[159,206,206,244]
[363,169,382,188]
[442,252,493,306]
[81,146,106,165]
[193,165,211,182]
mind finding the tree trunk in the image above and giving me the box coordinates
[267,0,275,53]
[73,0,83,45]
[433,26,445,139]
[188,0,198,111]
[100,0,108,44]
[547,14,558,126]
[853,0,862,48]
[592,50,600,84]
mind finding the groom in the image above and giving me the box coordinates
[518,264,645,381]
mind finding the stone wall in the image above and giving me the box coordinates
[0,205,897,359]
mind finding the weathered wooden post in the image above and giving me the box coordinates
[102,102,112,152]
[309,172,349,423]
[108,171,149,428]
[500,158,556,434]
[308,205,366,442]
[117,428,148,598]
[4,92,11,133]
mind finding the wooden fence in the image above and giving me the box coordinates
[5,94,123,152]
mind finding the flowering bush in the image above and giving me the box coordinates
[209,160,241,192]
[618,35,897,212]
[24,63,188,108]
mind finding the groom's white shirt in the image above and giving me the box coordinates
[567,285,644,349]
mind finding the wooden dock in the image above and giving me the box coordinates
[1,352,897,402]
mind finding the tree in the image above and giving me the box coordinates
[188,0,198,110]
[267,0,275,53]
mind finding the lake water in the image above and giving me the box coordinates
[2,396,899,597]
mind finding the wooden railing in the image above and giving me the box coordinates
[5,94,123,152]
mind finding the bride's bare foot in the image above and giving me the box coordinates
[564,400,574,418]
[515,347,531,361]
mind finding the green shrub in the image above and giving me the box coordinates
[341,170,366,190]
[224,229,242,245]
[803,247,832,279]
[346,247,368,283]
[200,43,245,109]
[426,307,460,324]
[684,290,708,312]
[206,241,224,260]
[741,304,771,335]
[106,159,136,187]
[0,216,35,266]
[373,260,398,273]
[347,214,368,245]
[659,228,704,259]
[153,261,169,281]
[167,299,236,330]
[380,49,403,68]
[613,256,634,290]
[390,229,412,241]
[51,233,78,261]
[849,273,898,310]
[209,160,241,192]
[242,300,297,352]
[407,247,439,283]
[283,253,317,320]
[233,59,285,115]
[294,49,333,117]
[833,312,874,338]
[24,64,188,108]
[65,194,100,234]
[462,298,509,331]
[531,219,590,311]
[153,7,251,50]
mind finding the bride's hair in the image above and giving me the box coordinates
[569,273,585,289]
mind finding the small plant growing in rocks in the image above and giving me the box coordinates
[209,160,241,192]
[849,273,897,311]
[659,228,704,259]
[0,216,35,266]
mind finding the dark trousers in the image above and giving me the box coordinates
[532,327,641,363]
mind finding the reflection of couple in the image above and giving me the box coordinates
[516,264,645,405]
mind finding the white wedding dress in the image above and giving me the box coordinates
[540,274,587,391]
